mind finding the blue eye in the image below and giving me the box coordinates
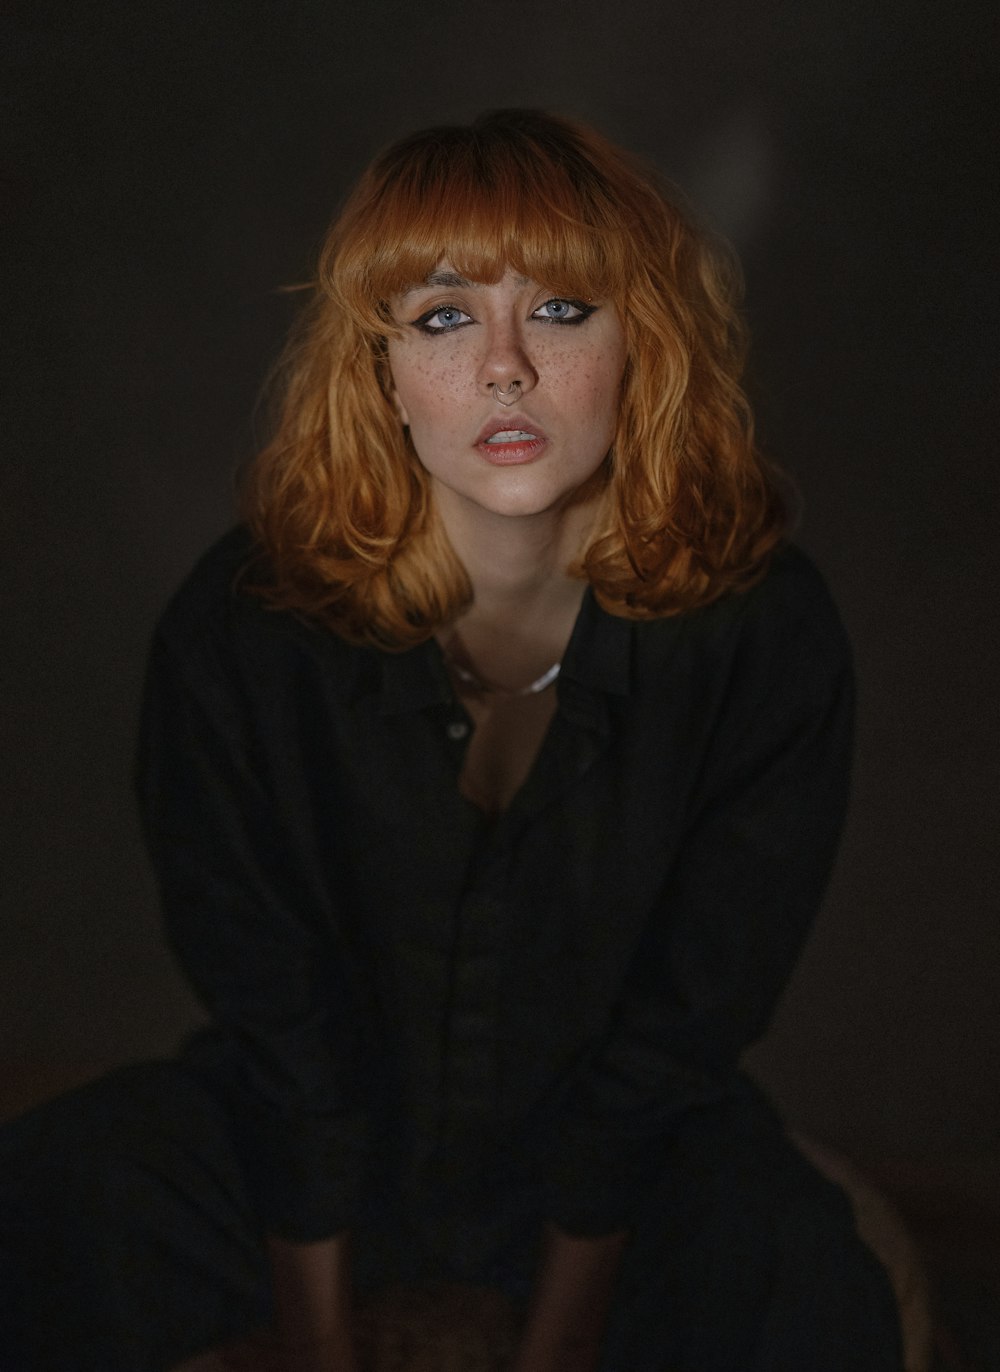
[413,305,472,334]
[532,298,596,324]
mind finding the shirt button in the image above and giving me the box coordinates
[446,720,469,741]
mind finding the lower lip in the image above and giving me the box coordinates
[475,437,548,466]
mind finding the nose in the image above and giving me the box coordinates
[476,317,538,396]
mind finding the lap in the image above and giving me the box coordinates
[0,1065,901,1372]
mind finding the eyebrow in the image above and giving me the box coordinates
[399,269,531,298]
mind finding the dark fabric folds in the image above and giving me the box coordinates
[134,526,854,1242]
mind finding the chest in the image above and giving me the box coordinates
[453,687,559,816]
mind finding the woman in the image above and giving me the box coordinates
[1,110,902,1370]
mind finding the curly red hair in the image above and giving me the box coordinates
[243,109,787,646]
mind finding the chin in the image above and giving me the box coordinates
[477,490,574,520]
[476,469,597,519]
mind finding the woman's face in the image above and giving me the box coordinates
[386,264,627,525]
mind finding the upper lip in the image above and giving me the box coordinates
[475,413,548,444]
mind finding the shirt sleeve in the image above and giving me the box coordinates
[134,612,368,1242]
[537,563,855,1234]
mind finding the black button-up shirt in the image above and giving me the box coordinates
[136,528,854,1243]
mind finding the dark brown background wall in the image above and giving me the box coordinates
[4,0,997,1165]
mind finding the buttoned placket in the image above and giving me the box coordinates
[374,604,630,1252]
[426,679,616,1210]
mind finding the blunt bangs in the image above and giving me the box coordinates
[323,114,650,333]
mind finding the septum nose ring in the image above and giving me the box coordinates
[491,381,522,407]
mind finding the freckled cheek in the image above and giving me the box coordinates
[543,338,624,403]
[395,367,472,450]
[395,360,465,424]
[412,356,465,402]
[573,359,622,425]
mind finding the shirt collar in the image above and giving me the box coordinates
[376,638,454,715]
[560,588,633,698]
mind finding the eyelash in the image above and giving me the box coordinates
[411,298,597,335]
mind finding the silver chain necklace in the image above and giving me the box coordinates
[445,656,561,698]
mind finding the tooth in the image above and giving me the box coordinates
[486,430,536,442]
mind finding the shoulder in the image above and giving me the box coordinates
[743,541,841,616]
[728,542,850,663]
[155,526,257,642]
[151,527,368,693]
[636,542,848,660]
[716,544,855,724]
[625,543,853,721]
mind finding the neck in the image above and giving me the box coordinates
[441,491,598,620]
[433,486,597,690]
[437,486,596,615]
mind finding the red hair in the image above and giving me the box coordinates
[244,109,787,646]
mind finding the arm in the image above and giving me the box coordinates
[263,1234,359,1372]
[134,546,369,1240]
[536,558,856,1235]
[511,1224,628,1372]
